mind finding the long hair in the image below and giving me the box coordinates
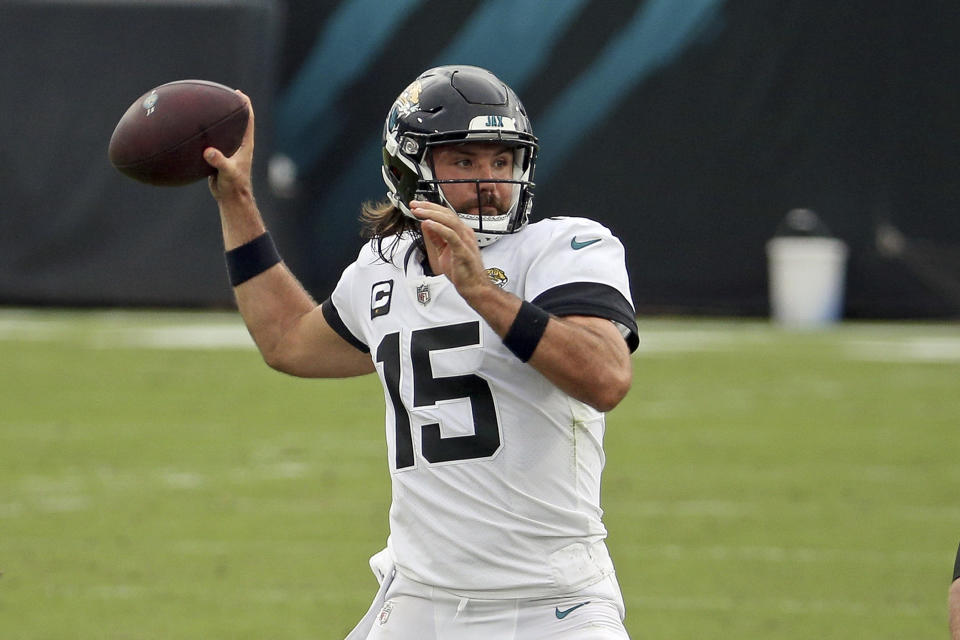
[360,200,425,265]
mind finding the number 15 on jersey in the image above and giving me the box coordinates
[375,321,502,470]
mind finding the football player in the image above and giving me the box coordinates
[205,65,639,639]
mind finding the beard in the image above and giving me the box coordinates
[461,186,509,216]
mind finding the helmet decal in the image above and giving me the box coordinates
[389,80,422,133]
[469,115,519,131]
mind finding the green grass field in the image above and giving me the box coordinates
[2,309,958,638]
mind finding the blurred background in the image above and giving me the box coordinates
[3,3,960,638]
[2,0,958,320]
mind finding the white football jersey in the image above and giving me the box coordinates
[323,216,638,598]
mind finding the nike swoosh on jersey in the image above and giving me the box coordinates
[555,601,590,619]
[570,236,602,250]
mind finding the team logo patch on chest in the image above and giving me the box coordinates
[486,267,508,288]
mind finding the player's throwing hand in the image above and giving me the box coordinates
[205,91,255,202]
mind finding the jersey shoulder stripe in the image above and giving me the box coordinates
[532,282,639,352]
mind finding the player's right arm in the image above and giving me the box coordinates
[204,92,374,379]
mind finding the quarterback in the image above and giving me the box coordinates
[205,66,639,639]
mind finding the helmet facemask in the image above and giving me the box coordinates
[427,136,536,247]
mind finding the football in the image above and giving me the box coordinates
[108,79,248,186]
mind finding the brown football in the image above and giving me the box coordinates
[108,79,248,186]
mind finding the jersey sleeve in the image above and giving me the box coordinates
[525,218,639,352]
[321,258,370,354]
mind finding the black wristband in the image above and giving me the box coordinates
[225,232,281,286]
[502,300,550,362]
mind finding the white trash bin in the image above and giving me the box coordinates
[766,235,848,328]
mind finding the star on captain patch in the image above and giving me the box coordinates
[416,283,431,305]
[486,267,508,288]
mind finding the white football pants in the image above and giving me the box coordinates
[345,549,630,640]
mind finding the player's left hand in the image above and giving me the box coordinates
[410,200,491,300]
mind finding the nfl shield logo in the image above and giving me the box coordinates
[377,600,394,626]
[416,283,431,305]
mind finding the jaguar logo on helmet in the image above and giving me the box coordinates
[388,80,422,132]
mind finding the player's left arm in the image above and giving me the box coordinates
[528,312,632,411]
[414,201,632,412]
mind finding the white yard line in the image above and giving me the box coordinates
[843,337,960,362]
[0,309,254,350]
[2,309,958,359]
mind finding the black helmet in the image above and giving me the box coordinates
[381,66,538,246]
